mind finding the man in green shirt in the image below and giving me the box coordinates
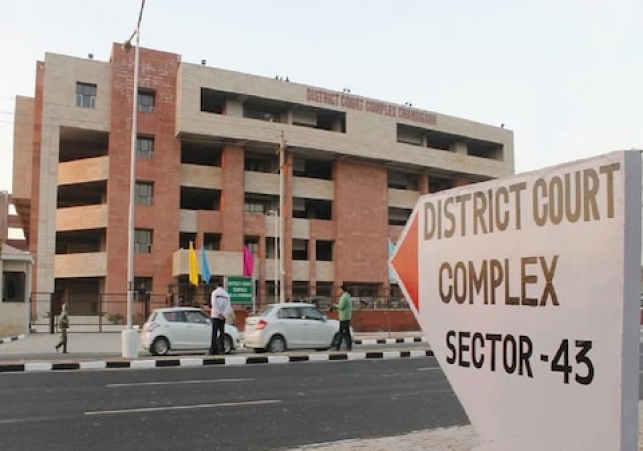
[334,284,353,351]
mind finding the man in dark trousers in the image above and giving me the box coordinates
[55,303,69,353]
[334,284,353,351]
[209,281,231,355]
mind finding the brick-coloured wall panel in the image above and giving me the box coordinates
[105,45,180,295]
[333,160,388,285]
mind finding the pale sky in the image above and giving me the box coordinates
[0,0,641,194]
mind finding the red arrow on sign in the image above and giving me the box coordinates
[390,212,419,312]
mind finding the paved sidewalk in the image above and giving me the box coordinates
[283,404,643,451]
[0,330,430,372]
[0,330,425,358]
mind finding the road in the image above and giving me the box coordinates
[0,357,465,451]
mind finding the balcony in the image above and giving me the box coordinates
[55,252,107,278]
[58,156,109,185]
[244,171,278,195]
[56,204,108,231]
[181,164,222,189]
[172,248,248,278]
[388,188,420,210]
[292,177,333,200]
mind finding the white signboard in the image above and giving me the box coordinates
[391,151,641,451]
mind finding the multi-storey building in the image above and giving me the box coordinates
[12,44,514,320]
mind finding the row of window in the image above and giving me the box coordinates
[98,181,411,226]
[76,81,501,161]
[75,82,155,112]
[133,230,334,262]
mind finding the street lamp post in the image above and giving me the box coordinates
[121,0,146,359]
[278,133,286,303]
[267,210,278,303]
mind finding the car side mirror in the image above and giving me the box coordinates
[322,315,328,322]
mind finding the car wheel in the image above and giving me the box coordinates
[150,337,170,356]
[224,335,233,354]
[267,335,287,353]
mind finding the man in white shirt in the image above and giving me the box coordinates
[209,281,231,355]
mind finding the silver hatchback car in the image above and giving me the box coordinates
[142,307,240,356]
[244,302,343,353]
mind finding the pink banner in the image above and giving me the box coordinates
[243,245,254,277]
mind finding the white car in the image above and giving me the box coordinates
[244,302,346,353]
[141,307,240,356]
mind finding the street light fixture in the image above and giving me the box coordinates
[121,0,146,359]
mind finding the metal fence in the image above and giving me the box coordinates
[30,292,172,333]
[29,286,410,333]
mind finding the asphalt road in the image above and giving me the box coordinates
[0,357,466,451]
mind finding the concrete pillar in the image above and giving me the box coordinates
[450,141,468,155]
[418,174,430,195]
[0,191,8,244]
[220,145,245,251]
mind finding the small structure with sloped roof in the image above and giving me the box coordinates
[0,242,33,336]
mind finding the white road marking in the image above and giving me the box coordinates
[106,378,253,388]
[417,367,441,372]
[85,399,280,416]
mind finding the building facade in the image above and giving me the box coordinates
[12,44,514,320]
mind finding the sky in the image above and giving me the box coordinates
[0,0,641,194]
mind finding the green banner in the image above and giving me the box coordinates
[226,276,253,304]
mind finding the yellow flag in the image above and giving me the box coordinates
[188,241,199,286]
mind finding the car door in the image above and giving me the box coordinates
[184,310,211,349]
[300,306,333,347]
[163,310,191,350]
[276,306,305,348]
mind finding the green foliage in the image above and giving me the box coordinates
[106,312,125,325]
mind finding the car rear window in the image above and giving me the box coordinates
[259,305,274,317]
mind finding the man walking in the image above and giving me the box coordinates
[334,284,353,351]
[55,303,69,353]
[209,281,231,355]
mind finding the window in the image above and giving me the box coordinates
[162,311,184,322]
[300,306,324,321]
[388,170,418,190]
[138,89,155,113]
[76,82,97,108]
[388,207,412,226]
[245,240,259,257]
[278,307,301,319]
[244,194,273,214]
[245,154,276,173]
[134,229,153,254]
[137,137,154,158]
[244,107,281,122]
[134,277,152,302]
[185,310,209,324]
[292,198,332,220]
[3,272,25,303]
[316,240,333,261]
[135,182,154,206]
[292,239,308,260]
[179,233,197,250]
[203,233,221,250]
[200,88,226,114]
